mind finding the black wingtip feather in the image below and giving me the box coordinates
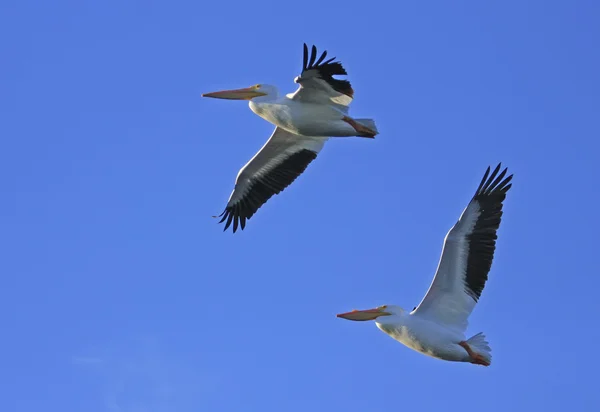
[309,45,317,67]
[218,149,319,234]
[475,166,491,194]
[315,50,327,66]
[303,43,308,71]
[474,163,513,199]
[300,43,353,98]
[463,163,514,301]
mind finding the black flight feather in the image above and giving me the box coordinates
[300,43,354,98]
[463,163,513,301]
[218,149,318,233]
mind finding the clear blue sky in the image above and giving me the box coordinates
[2,1,599,411]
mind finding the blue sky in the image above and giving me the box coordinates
[2,0,599,411]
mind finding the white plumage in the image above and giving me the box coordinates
[203,44,378,233]
[337,164,513,366]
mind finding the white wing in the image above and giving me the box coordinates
[217,127,327,233]
[286,44,354,112]
[411,164,513,331]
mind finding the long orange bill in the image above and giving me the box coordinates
[202,86,266,100]
[336,308,388,321]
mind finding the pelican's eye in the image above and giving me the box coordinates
[254,84,261,89]
[378,305,387,310]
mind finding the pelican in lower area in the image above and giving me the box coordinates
[202,43,378,233]
[337,164,513,367]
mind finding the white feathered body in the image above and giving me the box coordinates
[376,315,471,362]
[250,98,359,137]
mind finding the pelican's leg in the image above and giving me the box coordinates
[342,116,377,138]
[459,341,490,366]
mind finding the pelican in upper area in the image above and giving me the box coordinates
[337,164,513,367]
[202,44,378,233]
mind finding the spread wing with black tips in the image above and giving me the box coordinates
[412,164,513,331]
[287,43,354,109]
[301,43,353,97]
[217,127,327,233]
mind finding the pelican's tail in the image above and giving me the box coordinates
[354,118,378,135]
[466,332,492,366]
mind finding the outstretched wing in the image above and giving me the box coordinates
[287,44,354,110]
[217,127,327,233]
[411,164,513,331]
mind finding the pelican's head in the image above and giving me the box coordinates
[336,305,404,322]
[202,84,278,101]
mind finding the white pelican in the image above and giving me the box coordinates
[202,44,378,233]
[337,164,513,367]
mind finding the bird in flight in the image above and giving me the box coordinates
[203,44,379,233]
[337,164,513,367]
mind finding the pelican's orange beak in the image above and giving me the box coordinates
[336,307,392,321]
[202,86,267,100]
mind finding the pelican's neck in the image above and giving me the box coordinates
[375,308,408,335]
[377,318,407,340]
[248,89,283,125]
